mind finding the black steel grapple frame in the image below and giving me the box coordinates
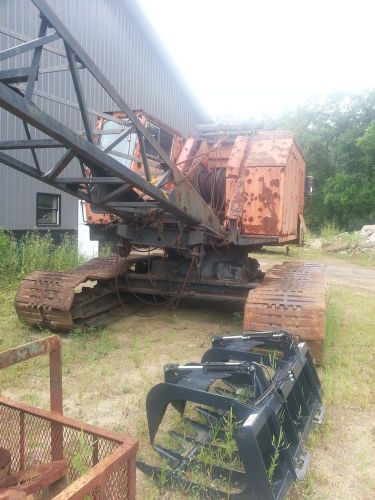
[138,331,324,499]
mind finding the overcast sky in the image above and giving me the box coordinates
[139,0,375,120]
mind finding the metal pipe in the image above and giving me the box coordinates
[0,335,63,414]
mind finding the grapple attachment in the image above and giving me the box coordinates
[138,331,323,499]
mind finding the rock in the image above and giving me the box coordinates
[360,225,375,237]
[323,241,349,252]
[360,225,375,246]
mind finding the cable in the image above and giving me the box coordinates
[114,242,200,318]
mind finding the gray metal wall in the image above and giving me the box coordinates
[0,0,206,231]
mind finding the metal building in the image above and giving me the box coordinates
[0,0,208,240]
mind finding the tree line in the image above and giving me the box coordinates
[269,90,375,231]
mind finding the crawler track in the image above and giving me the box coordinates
[244,262,326,362]
[16,259,326,362]
[15,256,137,330]
[15,255,260,331]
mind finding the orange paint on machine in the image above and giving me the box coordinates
[82,110,306,247]
[233,132,306,240]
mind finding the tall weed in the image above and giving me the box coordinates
[0,229,18,281]
[319,223,341,244]
[51,234,83,271]
[0,229,82,282]
[18,231,55,275]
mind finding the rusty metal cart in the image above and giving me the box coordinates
[0,335,138,499]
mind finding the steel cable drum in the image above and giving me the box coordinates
[189,165,226,220]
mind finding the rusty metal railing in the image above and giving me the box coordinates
[0,335,63,413]
[0,336,138,498]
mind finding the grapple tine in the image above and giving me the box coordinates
[183,417,211,438]
[145,383,171,444]
[168,430,188,448]
[136,461,228,499]
[193,460,247,485]
[195,406,221,426]
[154,445,183,467]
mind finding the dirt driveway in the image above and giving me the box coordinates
[259,255,375,294]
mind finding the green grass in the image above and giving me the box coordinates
[0,233,374,498]
[322,286,375,409]
[0,228,83,283]
[71,430,96,476]
[291,284,375,499]
[254,244,375,268]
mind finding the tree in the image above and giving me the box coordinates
[269,91,375,231]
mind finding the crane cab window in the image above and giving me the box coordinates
[145,121,173,159]
[99,120,137,169]
[36,193,60,226]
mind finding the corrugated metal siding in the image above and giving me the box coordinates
[0,0,203,230]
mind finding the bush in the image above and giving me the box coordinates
[0,228,18,281]
[319,223,341,245]
[0,230,82,282]
[18,231,55,276]
[50,234,82,272]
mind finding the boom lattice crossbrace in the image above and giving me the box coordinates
[0,0,222,235]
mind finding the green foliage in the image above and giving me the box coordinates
[0,229,82,282]
[322,173,375,230]
[98,242,115,257]
[270,90,375,231]
[0,228,18,281]
[319,222,341,244]
[71,430,95,476]
[267,409,289,483]
[18,231,55,276]
[232,311,243,322]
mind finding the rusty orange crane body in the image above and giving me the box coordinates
[86,112,306,246]
[15,111,325,361]
[0,0,325,361]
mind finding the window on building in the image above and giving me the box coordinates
[144,121,174,159]
[36,193,60,226]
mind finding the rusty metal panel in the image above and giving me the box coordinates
[225,136,249,217]
[240,132,306,238]
[0,336,63,414]
[281,141,306,235]
[245,131,294,167]
[241,164,284,235]
[0,397,138,499]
